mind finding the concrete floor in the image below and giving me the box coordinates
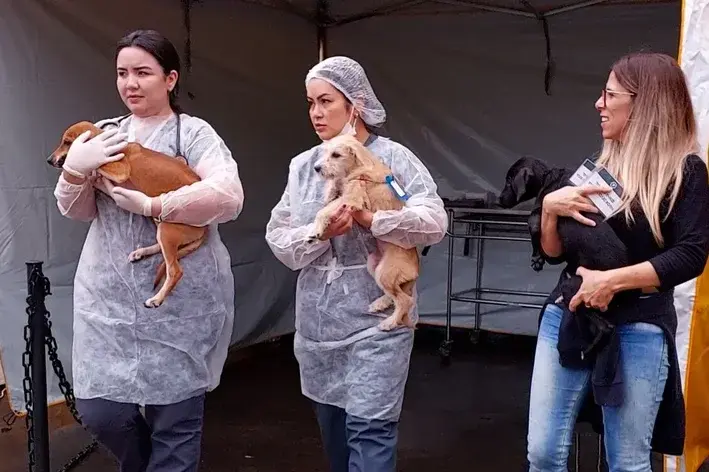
[1,327,664,472]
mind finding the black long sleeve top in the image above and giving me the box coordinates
[533,153,709,456]
[608,154,709,290]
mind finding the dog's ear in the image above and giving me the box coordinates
[348,143,364,166]
[512,167,534,200]
[349,141,377,169]
[97,159,131,184]
[67,121,102,142]
[499,164,533,208]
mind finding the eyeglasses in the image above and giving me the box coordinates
[601,88,635,108]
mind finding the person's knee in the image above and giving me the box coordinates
[605,446,652,472]
[76,398,139,439]
[604,422,653,472]
[347,415,397,441]
[527,428,567,471]
[344,415,397,471]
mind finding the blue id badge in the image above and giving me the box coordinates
[386,175,409,201]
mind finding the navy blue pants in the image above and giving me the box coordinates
[313,401,399,472]
[76,394,205,472]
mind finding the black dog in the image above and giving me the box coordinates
[498,156,630,362]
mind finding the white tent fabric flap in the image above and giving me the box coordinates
[664,1,709,470]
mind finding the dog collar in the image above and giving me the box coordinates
[353,175,409,201]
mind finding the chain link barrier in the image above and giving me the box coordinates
[22,262,98,471]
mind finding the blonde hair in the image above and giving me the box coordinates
[596,52,699,246]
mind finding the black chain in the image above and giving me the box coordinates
[56,442,98,472]
[21,267,98,472]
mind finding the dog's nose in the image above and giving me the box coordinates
[314,165,322,173]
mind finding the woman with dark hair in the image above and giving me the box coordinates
[265,56,447,471]
[526,52,709,471]
[52,29,244,472]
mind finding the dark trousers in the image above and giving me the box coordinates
[313,401,399,472]
[76,394,205,472]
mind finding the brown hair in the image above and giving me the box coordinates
[596,52,699,245]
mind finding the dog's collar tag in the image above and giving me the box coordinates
[386,175,409,201]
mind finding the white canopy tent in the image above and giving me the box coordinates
[1,0,707,468]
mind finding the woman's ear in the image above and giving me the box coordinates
[166,70,179,92]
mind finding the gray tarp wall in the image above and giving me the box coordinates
[0,0,680,412]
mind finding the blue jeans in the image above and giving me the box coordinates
[527,304,669,472]
[313,401,398,472]
[76,394,205,472]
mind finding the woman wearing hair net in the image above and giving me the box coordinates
[52,30,243,471]
[266,56,447,471]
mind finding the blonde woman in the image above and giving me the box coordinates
[526,52,709,471]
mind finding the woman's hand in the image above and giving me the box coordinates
[543,184,610,226]
[62,128,128,178]
[568,267,617,312]
[351,210,374,229]
[97,178,160,217]
[320,205,354,240]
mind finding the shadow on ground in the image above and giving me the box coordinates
[1,327,664,471]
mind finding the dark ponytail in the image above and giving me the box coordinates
[116,29,182,113]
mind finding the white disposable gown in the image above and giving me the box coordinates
[53,113,243,405]
[265,134,448,421]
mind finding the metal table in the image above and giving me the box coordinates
[425,200,551,362]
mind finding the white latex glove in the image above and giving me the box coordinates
[63,128,128,178]
[100,179,156,217]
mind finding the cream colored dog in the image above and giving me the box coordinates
[307,134,420,331]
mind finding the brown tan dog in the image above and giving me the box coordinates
[47,121,207,308]
[307,134,420,331]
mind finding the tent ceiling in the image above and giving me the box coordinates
[232,0,678,24]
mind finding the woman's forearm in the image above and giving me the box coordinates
[540,209,563,258]
[607,261,661,292]
[63,170,87,185]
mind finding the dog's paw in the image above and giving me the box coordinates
[305,233,322,244]
[144,296,164,308]
[368,296,393,313]
[129,248,144,262]
[378,317,400,332]
[306,226,327,243]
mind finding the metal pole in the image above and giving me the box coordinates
[574,431,581,472]
[597,434,604,471]
[545,0,610,17]
[26,261,50,472]
[473,222,484,332]
[444,209,455,349]
[432,208,456,360]
[316,0,328,61]
[317,26,327,61]
[432,0,536,17]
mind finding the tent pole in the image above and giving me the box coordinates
[317,25,327,61]
[433,0,536,18]
[316,0,329,61]
[545,0,610,17]
[520,0,555,95]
